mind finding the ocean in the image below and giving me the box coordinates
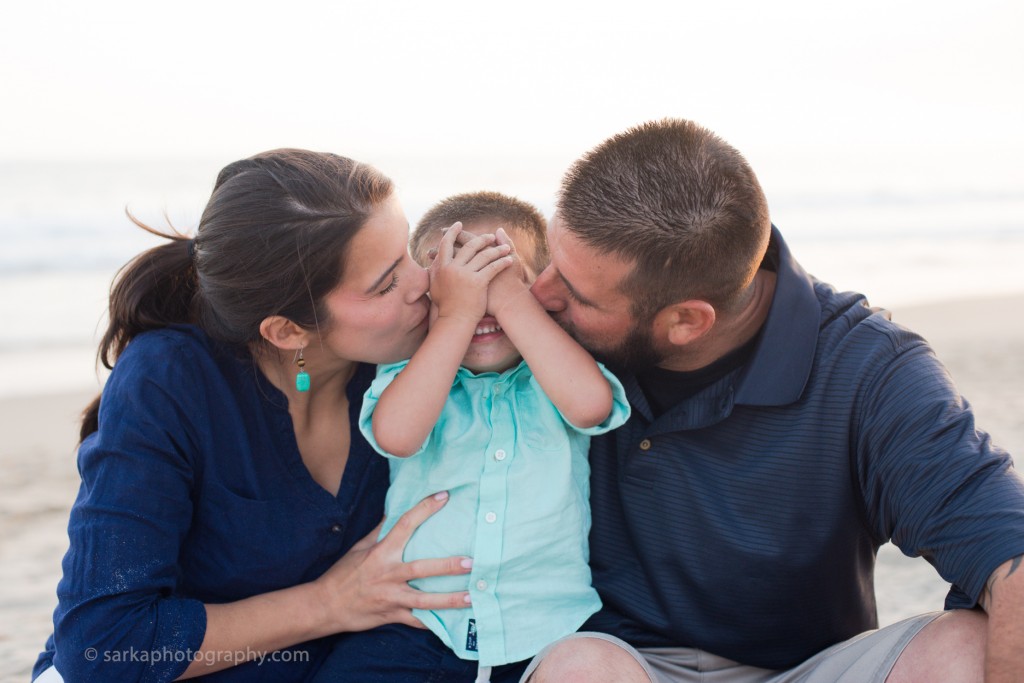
[1,156,1022,398]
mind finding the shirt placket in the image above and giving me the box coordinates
[470,377,513,665]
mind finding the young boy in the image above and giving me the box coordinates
[316,193,628,683]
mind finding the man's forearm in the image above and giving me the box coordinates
[981,554,1024,682]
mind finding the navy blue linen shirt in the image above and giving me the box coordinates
[585,227,1024,670]
[34,325,387,682]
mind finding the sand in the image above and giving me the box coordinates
[2,294,1021,682]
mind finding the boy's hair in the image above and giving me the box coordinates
[411,191,550,274]
[557,118,771,319]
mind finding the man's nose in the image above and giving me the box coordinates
[529,266,566,312]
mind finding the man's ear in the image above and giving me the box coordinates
[258,315,310,352]
[658,300,717,347]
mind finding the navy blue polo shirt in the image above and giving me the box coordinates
[35,326,388,682]
[585,227,1024,669]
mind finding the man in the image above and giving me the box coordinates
[522,119,1024,682]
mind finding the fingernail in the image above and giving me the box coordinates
[460,558,473,569]
[434,491,449,501]
[463,594,472,604]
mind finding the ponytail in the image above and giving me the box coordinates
[80,216,197,441]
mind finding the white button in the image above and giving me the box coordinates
[476,580,488,591]
[485,512,497,523]
[493,384,504,395]
[494,449,507,461]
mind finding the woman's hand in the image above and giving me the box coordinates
[311,491,472,632]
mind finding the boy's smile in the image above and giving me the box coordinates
[462,314,520,374]
[417,218,543,376]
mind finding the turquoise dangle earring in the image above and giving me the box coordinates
[295,348,310,392]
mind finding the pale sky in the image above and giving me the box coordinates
[2,0,1022,171]
[1,0,1022,397]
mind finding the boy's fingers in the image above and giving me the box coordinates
[464,244,512,273]
[437,222,463,262]
[451,233,497,266]
[478,255,514,280]
[494,227,516,255]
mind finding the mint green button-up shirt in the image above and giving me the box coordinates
[359,359,629,666]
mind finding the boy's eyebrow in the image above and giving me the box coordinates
[365,257,403,294]
[559,271,598,307]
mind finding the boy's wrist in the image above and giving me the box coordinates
[432,310,482,333]
[491,285,535,321]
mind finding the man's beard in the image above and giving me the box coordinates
[565,316,666,374]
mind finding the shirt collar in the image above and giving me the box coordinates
[454,359,529,382]
[733,226,820,406]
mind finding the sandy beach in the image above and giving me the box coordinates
[2,294,1021,682]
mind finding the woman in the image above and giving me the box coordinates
[33,150,482,681]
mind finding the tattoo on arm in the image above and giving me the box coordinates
[983,555,1024,611]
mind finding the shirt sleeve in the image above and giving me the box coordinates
[357,360,432,459]
[855,331,1024,608]
[541,362,631,436]
[52,333,207,682]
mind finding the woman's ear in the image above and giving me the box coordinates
[258,315,310,351]
[661,300,717,347]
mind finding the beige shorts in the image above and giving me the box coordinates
[521,612,942,683]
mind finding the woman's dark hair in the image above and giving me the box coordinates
[80,149,394,440]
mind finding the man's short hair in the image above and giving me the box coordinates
[411,191,549,274]
[557,118,771,319]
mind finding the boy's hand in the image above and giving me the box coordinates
[429,223,512,325]
[486,228,531,319]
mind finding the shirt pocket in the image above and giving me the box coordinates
[180,480,321,600]
[514,388,572,453]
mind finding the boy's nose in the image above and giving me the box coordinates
[529,266,567,313]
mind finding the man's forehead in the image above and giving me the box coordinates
[549,216,632,270]
[548,216,634,302]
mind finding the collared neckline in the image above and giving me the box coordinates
[733,226,820,407]
[454,359,530,381]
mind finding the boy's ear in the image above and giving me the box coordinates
[658,300,716,347]
[259,315,310,351]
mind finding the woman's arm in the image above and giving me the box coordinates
[488,229,613,428]
[51,334,474,682]
[371,225,511,456]
[178,492,469,678]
